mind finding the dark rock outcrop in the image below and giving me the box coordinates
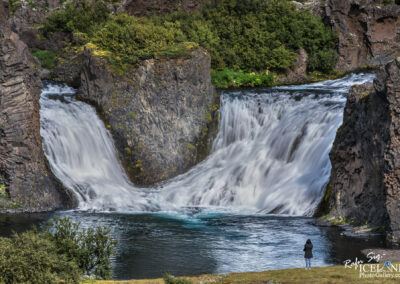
[0,1,74,211]
[325,0,400,72]
[324,59,400,242]
[79,48,218,186]
[7,0,58,49]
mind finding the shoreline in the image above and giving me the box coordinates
[87,263,400,283]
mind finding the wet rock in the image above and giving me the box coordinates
[79,48,218,186]
[323,60,400,242]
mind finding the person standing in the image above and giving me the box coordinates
[303,239,313,270]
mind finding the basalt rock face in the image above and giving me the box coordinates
[7,0,59,50]
[325,0,400,72]
[325,60,400,241]
[80,48,218,186]
[0,3,74,211]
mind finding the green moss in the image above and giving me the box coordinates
[9,0,20,14]
[185,143,196,151]
[315,183,333,217]
[128,112,136,119]
[204,112,212,123]
[360,91,373,100]
[158,42,199,58]
[0,184,6,196]
[31,49,57,70]
[323,183,331,202]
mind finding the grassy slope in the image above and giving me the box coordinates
[86,264,400,283]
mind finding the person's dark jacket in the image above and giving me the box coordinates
[304,243,313,258]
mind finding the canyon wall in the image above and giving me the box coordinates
[324,59,400,241]
[0,0,74,211]
[325,0,400,72]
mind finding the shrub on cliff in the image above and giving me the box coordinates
[0,217,117,283]
[211,68,274,88]
[43,0,109,35]
[155,0,338,73]
[307,49,338,73]
[42,0,338,80]
[92,14,185,63]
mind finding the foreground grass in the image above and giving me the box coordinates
[87,264,400,283]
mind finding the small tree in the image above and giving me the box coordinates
[44,217,117,279]
[0,230,81,283]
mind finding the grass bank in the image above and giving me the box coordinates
[86,264,400,283]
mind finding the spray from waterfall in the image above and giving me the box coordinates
[40,73,375,215]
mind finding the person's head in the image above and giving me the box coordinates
[306,239,311,244]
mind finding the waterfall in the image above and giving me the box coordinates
[40,73,375,215]
[40,84,158,212]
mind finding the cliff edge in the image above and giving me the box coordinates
[322,59,400,241]
[79,47,218,186]
[0,0,74,211]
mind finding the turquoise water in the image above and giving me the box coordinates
[0,73,385,279]
[0,211,386,279]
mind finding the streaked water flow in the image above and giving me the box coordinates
[39,73,375,215]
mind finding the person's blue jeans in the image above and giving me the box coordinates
[305,258,311,269]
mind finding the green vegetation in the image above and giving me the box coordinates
[43,1,110,36]
[153,0,337,72]
[382,0,393,6]
[0,184,5,196]
[42,0,338,87]
[31,49,57,70]
[212,68,274,88]
[0,217,117,283]
[0,229,81,283]
[9,0,20,14]
[307,49,338,74]
[164,273,193,284]
[89,264,400,283]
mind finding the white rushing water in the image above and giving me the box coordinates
[40,73,375,215]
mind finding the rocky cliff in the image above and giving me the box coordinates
[0,0,74,211]
[323,59,400,241]
[79,48,218,186]
[325,0,400,72]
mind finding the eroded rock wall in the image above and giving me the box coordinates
[79,48,218,186]
[0,0,74,211]
[326,0,400,72]
[325,59,400,241]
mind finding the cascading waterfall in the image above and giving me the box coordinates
[40,73,375,215]
[40,84,158,212]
